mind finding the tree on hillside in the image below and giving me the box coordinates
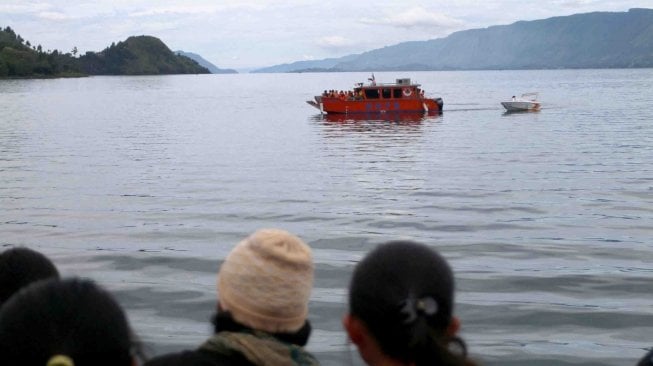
[0,58,7,76]
[0,26,84,77]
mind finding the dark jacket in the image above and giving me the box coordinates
[145,313,316,366]
[145,348,253,366]
[639,349,653,366]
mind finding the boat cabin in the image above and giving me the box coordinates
[352,78,424,101]
[322,79,424,101]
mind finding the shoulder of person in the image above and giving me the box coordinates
[639,348,653,366]
[144,349,254,366]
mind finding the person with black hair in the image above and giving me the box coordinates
[0,277,143,366]
[0,246,59,306]
[639,349,653,366]
[343,241,477,366]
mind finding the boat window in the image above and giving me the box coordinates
[364,89,379,99]
[382,88,392,99]
[393,88,403,98]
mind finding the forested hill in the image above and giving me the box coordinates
[80,36,209,75]
[0,28,209,77]
[254,8,653,72]
[0,26,82,77]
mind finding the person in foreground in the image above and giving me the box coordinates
[343,241,477,366]
[639,349,653,366]
[146,228,319,366]
[0,277,142,366]
[0,246,59,306]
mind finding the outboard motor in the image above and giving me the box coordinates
[435,98,444,111]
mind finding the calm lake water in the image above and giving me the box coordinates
[1,70,652,365]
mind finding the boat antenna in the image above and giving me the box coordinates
[367,73,375,85]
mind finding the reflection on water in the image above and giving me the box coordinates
[310,111,443,141]
[316,110,441,123]
[1,70,653,366]
[502,109,542,116]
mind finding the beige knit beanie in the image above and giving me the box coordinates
[217,229,314,333]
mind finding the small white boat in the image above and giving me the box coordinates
[501,92,541,112]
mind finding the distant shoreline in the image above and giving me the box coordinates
[3,67,652,80]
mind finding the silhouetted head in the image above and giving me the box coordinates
[345,241,471,366]
[0,247,59,306]
[0,278,136,366]
[639,348,653,366]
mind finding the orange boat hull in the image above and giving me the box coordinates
[320,97,442,114]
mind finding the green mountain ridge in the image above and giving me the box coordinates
[79,36,209,75]
[255,8,653,72]
[0,29,209,77]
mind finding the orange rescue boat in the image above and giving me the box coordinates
[307,76,443,114]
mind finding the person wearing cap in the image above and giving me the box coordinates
[146,228,319,366]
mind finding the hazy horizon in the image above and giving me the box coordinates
[1,1,652,71]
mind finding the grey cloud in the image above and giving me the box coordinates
[359,6,465,31]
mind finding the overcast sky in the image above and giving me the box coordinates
[1,1,652,70]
